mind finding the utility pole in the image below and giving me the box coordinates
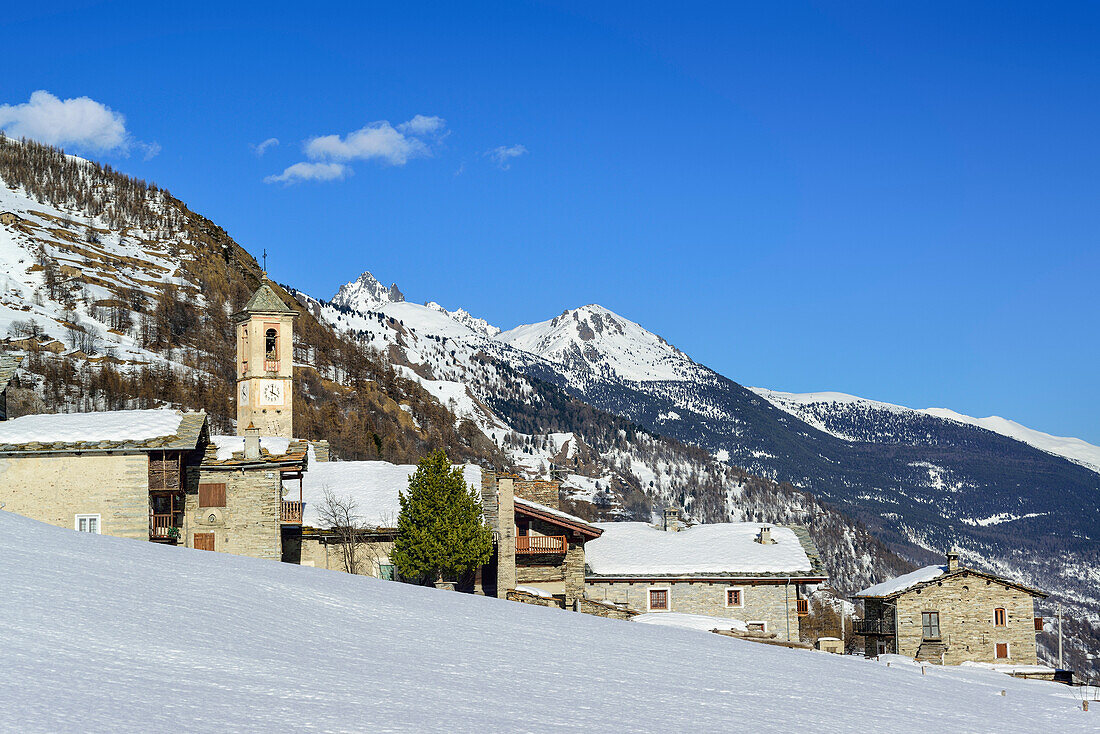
[1058,602,1063,669]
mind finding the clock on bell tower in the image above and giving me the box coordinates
[234,277,298,438]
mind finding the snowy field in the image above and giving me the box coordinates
[1,511,1093,733]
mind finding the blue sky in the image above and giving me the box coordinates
[3,1,1099,442]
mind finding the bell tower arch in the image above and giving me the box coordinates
[235,278,297,438]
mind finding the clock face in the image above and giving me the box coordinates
[238,381,249,406]
[260,379,284,406]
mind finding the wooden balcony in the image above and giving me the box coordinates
[149,513,180,542]
[516,535,567,554]
[281,501,303,524]
[796,599,809,617]
[854,618,896,636]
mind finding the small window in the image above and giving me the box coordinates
[747,621,768,632]
[75,514,100,534]
[921,611,941,640]
[726,588,743,607]
[198,483,227,508]
[995,642,1009,659]
[648,588,669,611]
[994,608,1006,626]
[265,328,278,358]
[379,564,395,581]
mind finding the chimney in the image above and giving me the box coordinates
[662,507,681,532]
[244,423,261,460]
[496,476,517,597]
[757,526,775,545]
[947,548,960,573]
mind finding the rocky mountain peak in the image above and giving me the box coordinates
[331,271,405,312]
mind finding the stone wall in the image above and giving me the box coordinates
[514,479,561,509]
[576,596,638,621]
[298,534,395,577]
[507,588,564,609]
[894,573,1039,665]
[185,466,282,560]
[308,440,331,462]
[0,452,149,540]
[586,579,801,640]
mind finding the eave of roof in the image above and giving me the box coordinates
[514,500,602,538]
[585,573,829,582]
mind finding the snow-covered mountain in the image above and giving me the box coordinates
[498,304,698,381]
[753,388,1100,475]
[330,270,405,310]
[5,511,1082,733]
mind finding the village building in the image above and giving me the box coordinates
[0,409,208,541]
[479,470,603,607]
[582,512,827,640]
[854,550,1047,665]
[0,353,24,421]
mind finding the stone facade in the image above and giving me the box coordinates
[0,452,151,540]
[890,573,1040,665]
[184,465,283,560]
[513,478,561,508]
[585,579,802,640]
[298,533,396,577]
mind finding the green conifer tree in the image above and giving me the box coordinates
[391,449,493,583]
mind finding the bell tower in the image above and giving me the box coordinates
[234,278,297,438]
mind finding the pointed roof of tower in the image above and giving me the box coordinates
[238,279,295,317]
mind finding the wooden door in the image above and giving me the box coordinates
[194,533,215,551]
[995,642,1009,659]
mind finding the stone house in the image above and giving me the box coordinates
[479,470,603,607]
[583,512,827,641]
[0,211,22,226]
[854,550,1047,665]
[0,409,208,541]
[0,354,23,421]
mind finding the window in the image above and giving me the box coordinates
[921,611,941,640]
[747,621,768,633]
[265,328,278,358]
[198,483,227,508]
[648,588,669,611]
[379,564,395,581]
[726,587,743,607]
[994,608,1006,626]
[75,514,100,533]
[995,642,1009,659]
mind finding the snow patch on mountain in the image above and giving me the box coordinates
[752,388,1100,475]
[497,304,698,382]
[330,271,405,312]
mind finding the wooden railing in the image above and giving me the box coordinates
[854,618,896,636]
[796,599,809,616]
[265,358,280,372]
[150,513,179,539]
[515,535,567,554]
[281,501,304,524]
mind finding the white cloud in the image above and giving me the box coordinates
[487,144,528,170]
[252,137,279,156]
[263,162,348,185]
[0,90,130,153]
[137,141,162,161]
[267,114,446,184]
[397,115,446,136]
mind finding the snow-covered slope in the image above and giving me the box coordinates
[1,511,1090,733]
[497,304,698,382]
[752,389,1100,475]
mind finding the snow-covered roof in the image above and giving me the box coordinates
[854,565,948,598]
[585,522,822,577]
[514,496,600,535]
[295,460,482,529]
[0,409,205,452]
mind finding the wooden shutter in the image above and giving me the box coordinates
[995,643,1009,659]
[1034,616,1043,631]
[194,533,215,551]
[198,483,227,508]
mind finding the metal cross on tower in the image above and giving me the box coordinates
[262,248,268,273]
